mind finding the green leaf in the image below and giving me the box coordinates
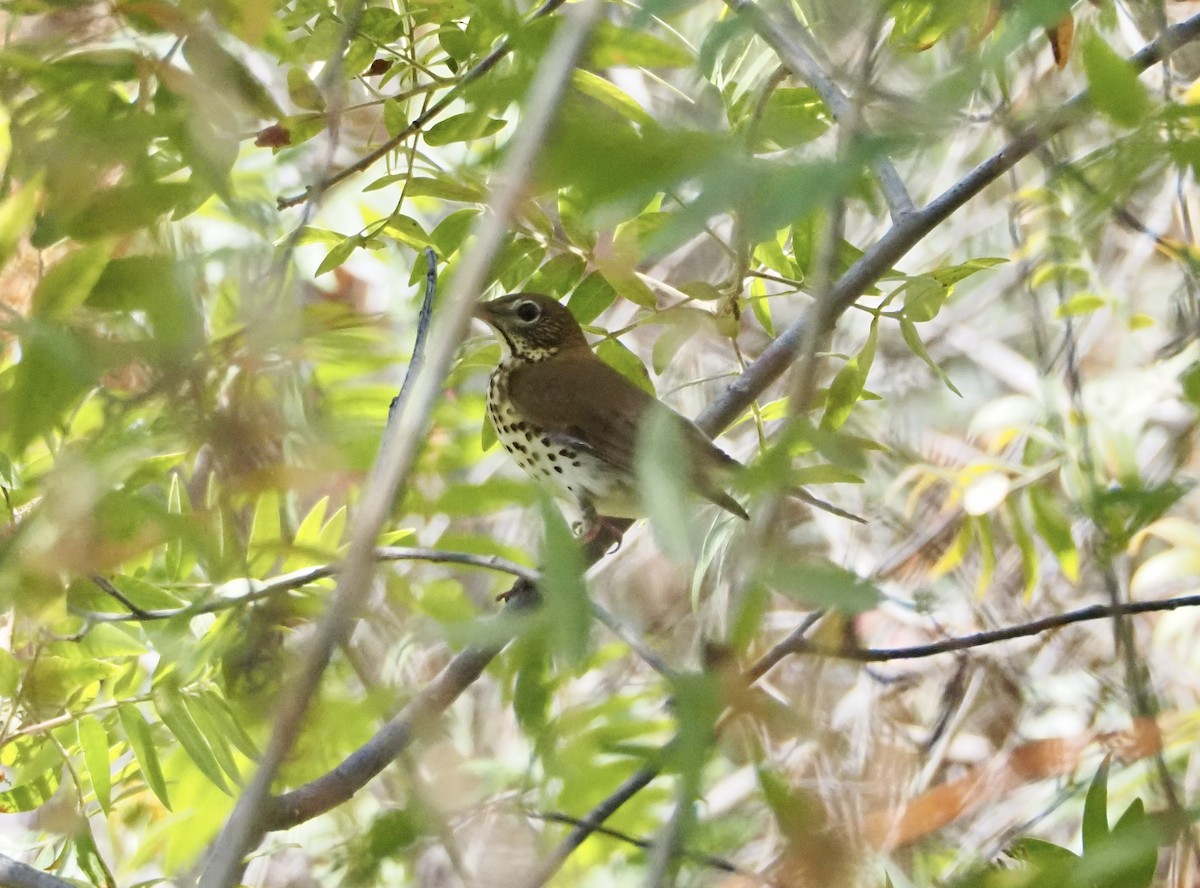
[383,214,430,250]
[402,176,483,202]
[77,624,148,658]
[1007,497,1039,599]
[7,321,100,451]
[538,496,590,664]
[821,317,878,430]
[423,112,505,146]
[763,557,881,613]
[286,66,325,111]
[929,257,1007,286]
[430,208,478,256]
[748,88,830,151]
[0,741,62,813]
[117,704,172,809]
[31,241,115,320]
[153,684,231,793]
[65,182,195,239]
[189,690,258,760]
[589,21,694,68]
[77,716,112,812]
[1055,293,1106,317]
[595,339,655,395]
[1082,33,1151,128]
[316,234,363,276]
[183,30,281,119]
[0,648,19,696]
[637,408,702,564]
[0,173,43,269]
[899,318,962,397]
[528,252,586,297]
[1082,757,1111,853]
[902,275,950,323]
[787,463,863,485]
[1029,484,1079,582]
[568,271,617,324]
[572,70,655,127]
[758,767,825,841]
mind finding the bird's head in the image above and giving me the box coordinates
[474,293,589,361]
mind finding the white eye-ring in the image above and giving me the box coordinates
[516,301,540,322]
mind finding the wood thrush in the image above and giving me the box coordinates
[475,292,750,526]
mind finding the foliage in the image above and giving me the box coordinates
[0,0,1198,886]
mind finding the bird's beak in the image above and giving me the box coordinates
[473,301,498,324]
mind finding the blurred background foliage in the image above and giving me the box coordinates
[0,0,1199,885]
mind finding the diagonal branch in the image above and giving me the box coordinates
[197,3,605,885]
[0,854,75,888]
[696,11,1200,438]
[725,0,915,221]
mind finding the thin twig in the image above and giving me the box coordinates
[516,766,662,888]
[768,592,1200,664]
[531,811,745,875]
[74,547,537,625]
[390,247,439,424]
[89,575,152,618]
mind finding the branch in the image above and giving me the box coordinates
[726,0,914,221]
[389,246,439,423]
[76,547,536,624]
[695,11,1200,438]
[277,0,569,209]
[0,854,76,888]
[198,3,604,882]
[263,589,536,828]
[760,592,1200,666]
[516,765,661,888]
[530,811,745,876]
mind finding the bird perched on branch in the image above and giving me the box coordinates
[475,292,749,532]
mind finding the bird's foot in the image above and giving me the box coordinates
[577,504,623,554]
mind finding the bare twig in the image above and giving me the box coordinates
[761,592,1200,665]
[75,547,537,625]
[516,766,662,888]
[390,246,440,424]
[277,0,569,209]
[531,811,745,875]
[198,5,603,882]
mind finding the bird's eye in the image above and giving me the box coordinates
[516,301,540,323]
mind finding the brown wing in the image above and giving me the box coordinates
[508,353,748,518]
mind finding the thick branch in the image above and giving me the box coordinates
[0,854,75,888]
[263,603,528,828]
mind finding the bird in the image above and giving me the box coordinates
[474,292,750,531]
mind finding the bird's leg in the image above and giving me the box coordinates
[573,500,623,554]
